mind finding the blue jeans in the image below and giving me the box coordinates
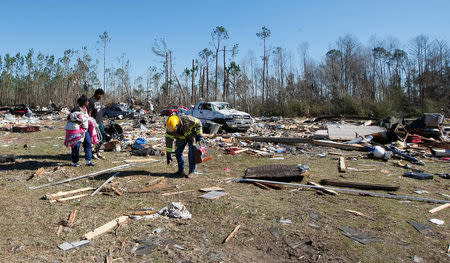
[174,140,196,174]
[71,131,92,164]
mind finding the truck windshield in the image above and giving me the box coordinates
[214,103,232,111]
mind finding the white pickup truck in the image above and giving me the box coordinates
[181,101,254,131]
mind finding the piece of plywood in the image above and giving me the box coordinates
[200,191,228,200]
[84,216,129,240]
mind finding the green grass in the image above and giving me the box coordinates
[0,120,449,262]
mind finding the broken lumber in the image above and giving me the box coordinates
[199,187,224,192]
[44,187,95,200]
[223,225,241,244]
[307,182,338,195]
[30,162,157,190]
[230,178,450,204]
[428,203,450,214]
[33,167,46,177]
[253,182,271,190]
[66,209,78,227]
[124,158,157,163]
[91,172,120,196]
[84,216,130,240]
[345,209,375,221]
[236,136,311,144]
[313,140,367,151]
[320,179,399,191]
[161,190,194,196]
[129,210,158,216]
[338,157,346,173]
[49,194,89,204]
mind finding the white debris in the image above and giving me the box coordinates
[158,202,191,219]
[429,218,444,225]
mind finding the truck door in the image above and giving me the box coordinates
[197,103,213,121]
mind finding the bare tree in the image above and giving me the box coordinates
[98,31,111,92]
[257,26,271,104]
[211,26,229,100]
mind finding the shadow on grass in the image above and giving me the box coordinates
[0,160,61,171]
[91,170,185,180]
[19,154,71,162]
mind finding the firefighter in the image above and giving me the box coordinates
[165,115,203,178]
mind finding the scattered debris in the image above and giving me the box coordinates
[408,221,433,235]
[278,219,292,224]
[199,187,224,192]
[58,240,90,251]
[339,226,378,244]
[338,157,346,173]
[158,202,191,219]
[199,191,228,200]
[91,172,120,196]
[307,181,338,195]
[403,172,433,180]
[429,218,444,225]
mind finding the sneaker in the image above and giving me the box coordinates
[86,162,95,167]
[92,153,99,160]
[186,173,197,179]
[72,163,81,167]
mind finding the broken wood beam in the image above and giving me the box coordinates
[307,182,338,195]
[83,216,130,240]
[223,225,241,244]
[49,193,89,204]
[66,209,78,227]
[313,140,367,151]
[338,157,346,173]
[44,187,95,200]
[236,136,311,144]
[320,179,399,191]
[253,182,271,190]
[428,203,450,214]
[91,172,120,196]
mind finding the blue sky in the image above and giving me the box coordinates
[1,0,449,82]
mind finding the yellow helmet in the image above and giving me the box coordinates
[166,115,180,132]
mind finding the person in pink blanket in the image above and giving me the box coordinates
[65,95,95,167]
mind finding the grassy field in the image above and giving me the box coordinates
[0,121,449,262]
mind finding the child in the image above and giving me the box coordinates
[64,95,95,167]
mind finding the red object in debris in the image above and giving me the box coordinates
[194,146,212,164]
[407,136,422,143]
[225,147,241,156]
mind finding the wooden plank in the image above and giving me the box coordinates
[111,186,123,196]
[307,182,338,195]
[253,182,271,190]
[49,193,89,204]
[320,179,399,191]
[91,172,119,196]
[83,216,130,240]
[223,225,241,244]
[124,158,157,163]
[44,187,95,200]
[161,190,194,196]
[338,157,346,173]
[428,203,450,214]
[313,140,366,151]
[199,187,224,192]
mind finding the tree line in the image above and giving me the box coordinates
[0,28,448,117]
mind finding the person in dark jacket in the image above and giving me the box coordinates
[88,88,106,159]
[165,115,203,178]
